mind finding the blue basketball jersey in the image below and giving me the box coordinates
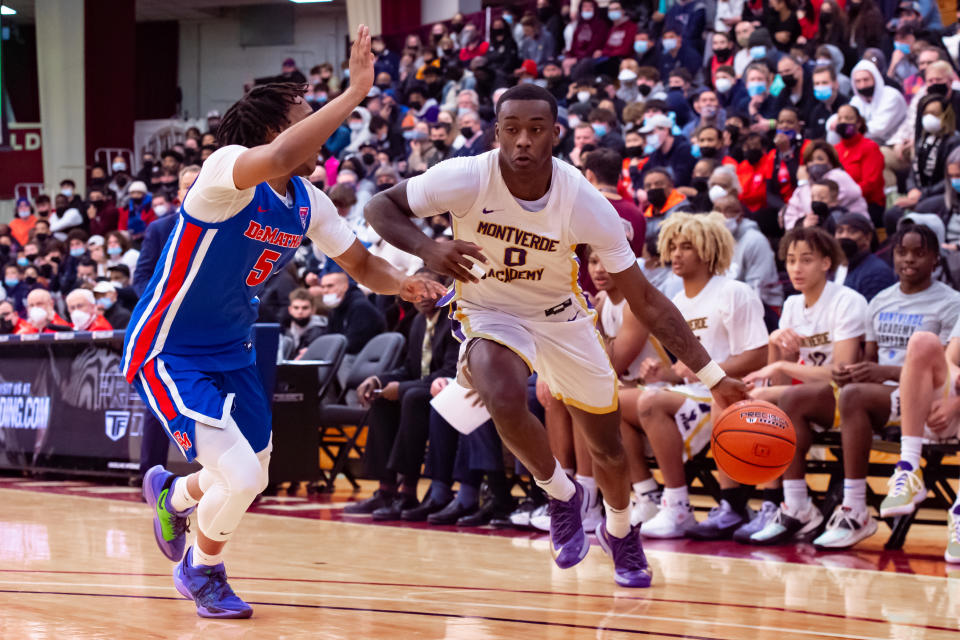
[122,178,312,382]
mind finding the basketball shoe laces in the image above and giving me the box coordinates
[888,468,922,498]
[548,497,580,542]
[158,488,191,541]
[614,532,648,569]
[196,566,236,607]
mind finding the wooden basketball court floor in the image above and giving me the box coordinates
[1,476,959,639]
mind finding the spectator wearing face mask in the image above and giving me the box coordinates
[833,104,886,223]
[706,32,737,89]
[0,300,24,334]
[713,66,746,111]
[3,264,33,315]
[16,288,69,334]
[782,141,869,231]
[85,186,120,237]
[588,108,625,153]
[827,60,907,147]
[763,0,801,52]
[640,167,693,240]
[487,17,520,76]
[282,288,327,358]
[66,288,112,332]
[319,272,386,356]
[107,154,132,205]
[639,114,695,188]
[631,32,660,70]
[93,280,130,330]
[833,213,895,302]
[599,2,636,64]
[59,179,83,210]
[563,0,608,75]
[806,63,849,140]
[656,25,701,82]
[739,63,786,133]
[458,24,490,63]
[743,27,780,73]
[452,110,487,158]
[683,90,726,140]
[118,181,155,241]
[104,230,139,275]
[10,198,36,247]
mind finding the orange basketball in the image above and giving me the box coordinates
[711,399,796,486]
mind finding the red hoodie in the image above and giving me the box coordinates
[835,133,885,207]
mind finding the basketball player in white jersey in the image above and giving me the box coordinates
[624,213,768,540]
[743,226,867,545]
[364,84,748,588]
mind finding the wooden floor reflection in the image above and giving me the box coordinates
[0,485,958,639]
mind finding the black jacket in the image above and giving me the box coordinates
[379,310,458,398]
[326,285,387,354]
[134,214,178,296]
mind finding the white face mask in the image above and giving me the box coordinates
[618,69,638,83]
[322,293,343,308]
[709,185,729,203]
[723,217,738,233]
[17,209,31,218]
[70,309,93,331]
[153,204,170,217]
[577,91,592,103]
[922,113,943,134]
[28,306,48,327]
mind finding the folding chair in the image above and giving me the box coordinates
[317,332,406,490]
[300,333,348,401]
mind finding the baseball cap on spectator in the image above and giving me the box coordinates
[517,59,538,77]
[367,86,382,99]
[16,197,30,208]
[900,213,946,247]
[88,235,105,248]
[835,213,874,236]
[640,114,673,133]
[206,109,220,119]
[897,0,922,14]
[107,263,131,278]
[542,59,561,73]
[128,181,148,196]
[282,57,296,68]
[92,281,116,294]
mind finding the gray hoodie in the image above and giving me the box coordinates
[728,218,784,307]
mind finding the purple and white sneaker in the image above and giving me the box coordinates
[548,481,589,569]
[595,522,653,588]
[142,465,194,562]
[174,547,253,619]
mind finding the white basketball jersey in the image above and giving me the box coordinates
[448,151,590,320]
[779,280,868,367]
[600,296,669,380]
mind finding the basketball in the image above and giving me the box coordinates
[711,399,796,486]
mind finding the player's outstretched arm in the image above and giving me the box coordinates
[331,238,446,302]
[231,25,376,190]
[609,263,750,409]
[365,182,488,283]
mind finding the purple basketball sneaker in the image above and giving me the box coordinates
[142,465,194,562]
[548,480,589,569]
[174,547,253,619]
[595,522,653,588]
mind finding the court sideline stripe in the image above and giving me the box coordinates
[0,589,732,640]
[0,568,952,633]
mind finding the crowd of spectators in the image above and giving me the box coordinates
[6,0,960,548]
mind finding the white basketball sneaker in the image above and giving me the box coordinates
[640,497,696,539]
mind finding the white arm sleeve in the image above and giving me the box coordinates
[303,180,358,259]
[406,157,483,218]
[182,145,256,223]
[568,185,637,274]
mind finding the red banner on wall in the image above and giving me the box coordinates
[0,124,44,200]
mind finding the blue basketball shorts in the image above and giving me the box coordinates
[131,356,272,462]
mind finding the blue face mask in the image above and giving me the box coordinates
[581,10,594,19]
[608,10,623,20]
[952,178,960,194]
[16,257,29,267]
[634,40,649,54]
[749,46,766,60]
[503,14,513,24]
[98,297,114,310]
[747,81,766,97]
[776,128,797,139]
[4,278,18,288]
[592,123,608,137]
[813,85,833,101]
[691,144,702,158]
[894,41,911,55]
[107,246,122,257]
[662,38,677,52]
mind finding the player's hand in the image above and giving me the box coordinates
[742,363,780,389]
[770,328,802,354]
[347,25,375,100]
[398,273,448,303]
[357,376,381,406]
[421,239,488,283]
[430,376,450,397]
[381,381,400,402]
[843,362,888,384]
[710,376,750,411]
[638,357,666,383]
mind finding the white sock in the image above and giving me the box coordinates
[169,477,198,513]
[900,436,924,471]
[782,479,808,512]
[604,500,631,538]
[662,485,688,507]
[633,478,658,497]
[535,459,576,502]
[192,546,222,568]
[575,474,597,499]
[842,478,867,511]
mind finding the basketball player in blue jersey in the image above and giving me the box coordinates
[365,84,749,588]
[125,27,445,619]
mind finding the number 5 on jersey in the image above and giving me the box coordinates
[246,249,281,286]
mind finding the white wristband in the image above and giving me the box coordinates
[696,360,726,389]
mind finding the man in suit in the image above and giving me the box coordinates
[132,165,200,484]
[342,269,459,520]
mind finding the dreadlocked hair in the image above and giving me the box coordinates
[216,82,308,148]
[657,212,735,275]
[892,222,941,258]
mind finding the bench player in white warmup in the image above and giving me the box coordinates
[365,84,748,587]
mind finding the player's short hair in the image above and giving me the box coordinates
[495,83,558,122]
[657,212,735,276]
[289,287,315,306]
[812,63,837,81]
[584,147,623,186]
[217,82,308,148]
[636,66,660,82]
[813,178,839,200]
[893,222,941,258]
[779,226,843,271]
